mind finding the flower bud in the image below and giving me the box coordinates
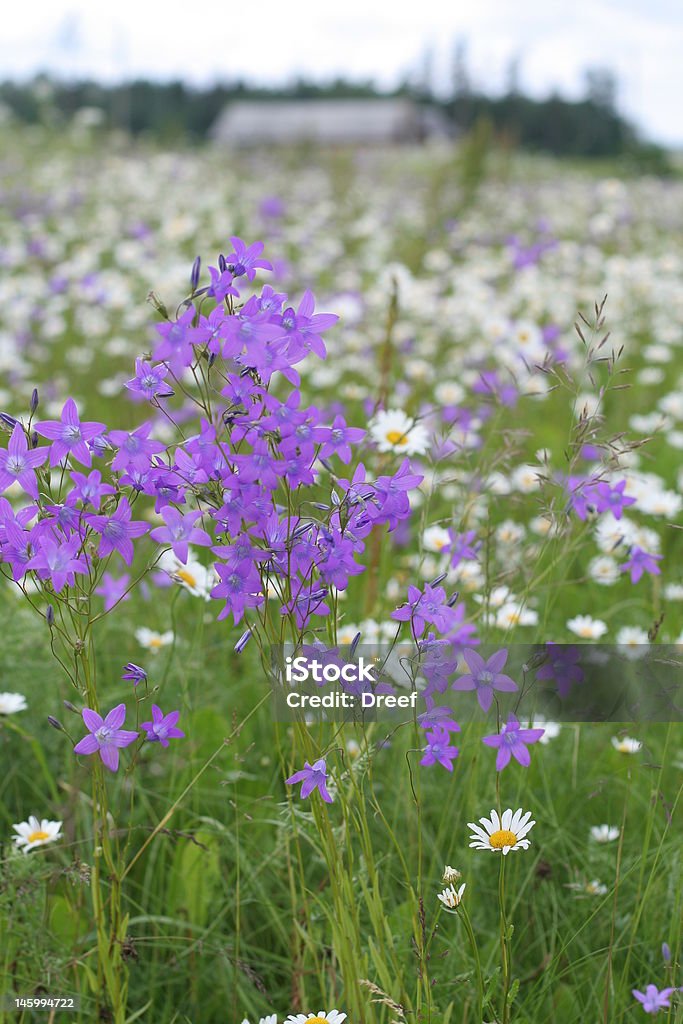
[234,629,252,654]
[45,604,55,626]
[190,255,201,291]
[30,388,39,414]
[442,865,462,883]
[47,715,64,731]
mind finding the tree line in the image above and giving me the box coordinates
[0,71,670,166]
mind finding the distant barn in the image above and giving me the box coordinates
[211,99,450,147]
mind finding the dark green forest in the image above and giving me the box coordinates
[0,69,670,165]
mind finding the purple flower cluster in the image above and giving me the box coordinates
[0,240,423,640]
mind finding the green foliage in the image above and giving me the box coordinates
[0,72,672,163]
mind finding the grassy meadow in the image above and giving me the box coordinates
[0,124,681,1023]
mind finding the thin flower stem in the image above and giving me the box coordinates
[121,694,269,881]
[460,904,485,1023]
[499,854,511,1024]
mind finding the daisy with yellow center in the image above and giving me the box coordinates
[12,815,63,853]
[369,409,429,456]
[284,1013,346,1024]
[158,550,215,600]
[135,627,174,653]
[611,735,642,754]
[467,808,535,855]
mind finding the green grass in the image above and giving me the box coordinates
[0,126,682,1023]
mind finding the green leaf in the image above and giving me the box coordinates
[166,830,221,929]
[49,896,87,946]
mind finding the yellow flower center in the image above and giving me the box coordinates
[306,1018,328,1024]
[489,829,518,849]
[28,830,51,843]
[176,570,197,588]
[386,430,409,446]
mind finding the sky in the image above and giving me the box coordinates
[2,0,683,145]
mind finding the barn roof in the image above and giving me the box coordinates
[211,98,441,145]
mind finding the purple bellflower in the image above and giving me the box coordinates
[0,423,49,500]
[285,758,333,803]
[140,705,185,747]
[632,985,679,1014]
[86,497,150,564]
[451,648,518,712]
[420,727,460,771]
[483,713,545,771]
[150,507,212,563]
[73,704,139,772]
[34,398,105,467]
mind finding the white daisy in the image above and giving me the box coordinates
[241,1016,277,1024]
[467,808,535,855]
[510,465,541,493]
[336,623,360,646]
[451,560,485,591]
[285,1012,346,1024]
[158,551,216,600]
[511,321,544,359]
[588,556,619,585]
[422,525,451,553]
[616,627,649,659]
[567,879,608,896]
[611,735,642,754]
[434,381,465,406]
[495,519,526,545]
[495,602,538,629]
[12,816,63,853]
[369,409,429,456]
[529,515,555,537]
[474,586,513,609]
[135,627,174,653]
[435,877,468,912]
[437,882,466,909]
[567,615,608,639]
[0,692,28,714]
[345,739,361,759]
[590,824,620,843]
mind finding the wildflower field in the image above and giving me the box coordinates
[0,125,682,1023]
